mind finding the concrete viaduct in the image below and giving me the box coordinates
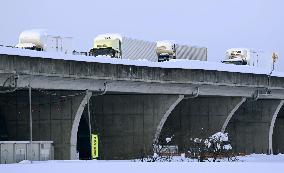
[1,53,284,160]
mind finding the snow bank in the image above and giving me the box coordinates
[237,154,284,162]
[0,46,282,76]
[1,155,284,173]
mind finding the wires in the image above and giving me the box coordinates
[0,74,19,94]
[92,82,108,96]
[184,87,200,99]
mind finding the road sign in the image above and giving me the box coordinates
[91,134,98,159]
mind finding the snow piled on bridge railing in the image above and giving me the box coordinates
[0,46,280,76]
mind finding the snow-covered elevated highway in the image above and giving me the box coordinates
[0,46,284,98]
[1,47,284,162]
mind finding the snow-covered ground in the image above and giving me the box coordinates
[1,154,284,173]
[1,46,284,77]
[135,153,284,162]
[237,154,284,162]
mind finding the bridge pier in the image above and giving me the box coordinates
[158,96,245,152]
[70,91,92,160]
[89,94,181,159]
[0,90,88,160]
[226,99,284,154]
[270,102,284,154]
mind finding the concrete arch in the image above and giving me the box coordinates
[221,97,247,133]
[153,95,184,144]
[157,96,249,153]
[225,99,284,154]
[268,100,284,154]
[88,94,185,159]
[70,91,92,160]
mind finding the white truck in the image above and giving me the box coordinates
[89,33,207,62]
[155,40,207,62]
[90,34,122,58]
[89,33,157,61]
[15,29,72,54]
[156,40,176,62]
[222,48,271,68]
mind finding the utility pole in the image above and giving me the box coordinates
[87,90,92,159]
[29,85,33,163]
[272,52,278,72]
[267,52,279,94]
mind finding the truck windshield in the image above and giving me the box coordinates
[223,61,247,65]
[24,46,43,51]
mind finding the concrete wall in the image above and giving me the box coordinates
[0,54,273,90]
[226,99,283,154]
[1,89,284,160]
[0,90,86,160]
[89,94,181,159]
[158,97,244,152]
[0,91,182,160]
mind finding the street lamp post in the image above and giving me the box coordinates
[29,85,33,163]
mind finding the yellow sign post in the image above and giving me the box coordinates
[91,134,99,159]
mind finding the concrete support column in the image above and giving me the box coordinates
[153,95,184,144]
[159,97,246,152]
[91,94,182,159]
[221,97,247,132]
[70,91,92,160]
[226,99,284,154]
[270,101,284,154]
[0,90,89,160]
[42,92,87,160]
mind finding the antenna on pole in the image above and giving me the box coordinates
[267,52,279,94]
[272,52,279,71]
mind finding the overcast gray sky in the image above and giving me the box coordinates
[0,0,283,71]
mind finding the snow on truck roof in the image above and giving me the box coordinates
[227,48,249,50]
[1,46,282,77]
[156,40,175,47]
[94,33,123,41]
[226,48,260,53]
[19,29,48,38]
[19,29,72,38]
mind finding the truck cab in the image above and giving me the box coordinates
[15,29,72,54]
[15,29,46,51]
[222,48,251,65]
[90,34,122,58]
[156,41,176,62]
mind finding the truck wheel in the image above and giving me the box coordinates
[111,51,116,58]
[115,52,120,58]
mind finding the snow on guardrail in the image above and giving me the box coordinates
[0,46,281,76]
